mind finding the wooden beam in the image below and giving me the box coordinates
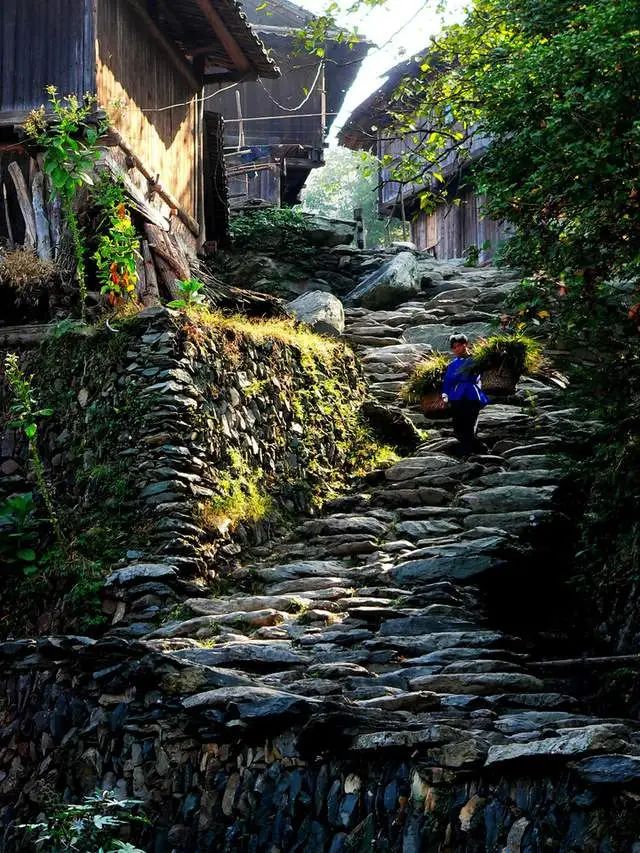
[105,129,200,237]
[123,0,201,91]
[192,0,251,73]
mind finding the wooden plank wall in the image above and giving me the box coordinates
[211,41,325,152]
[0,0,93,115]
[411,191,511,260]
[95,0,198,217]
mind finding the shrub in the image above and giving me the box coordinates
[401,354,450,403]
[0,250,55,309]
[18,789,147,852]
[229,207,308,251]
[471,333,543,375]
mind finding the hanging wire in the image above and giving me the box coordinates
[256,61,324,112]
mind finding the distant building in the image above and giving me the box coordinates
[209,0,369,210]
[339,58,510,260]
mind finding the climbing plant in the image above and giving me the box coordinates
[93,175,140,305]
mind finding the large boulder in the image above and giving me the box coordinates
[303,215,356,247]
[287,291,345,336]
[345,252,421,309]
[360,400,422,451]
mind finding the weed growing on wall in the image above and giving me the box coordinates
[0,492,42,577]
[199,450,272,533]
[4,353,62,543]
[19,789,148,852]
[167,278,207,310]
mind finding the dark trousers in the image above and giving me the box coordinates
[450,400,483,455]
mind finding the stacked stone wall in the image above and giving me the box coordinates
[0,308,366,633]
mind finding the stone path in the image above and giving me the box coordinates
[107,262,640,779]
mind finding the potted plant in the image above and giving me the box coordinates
[401,354,450,416]
[471,333,543,395]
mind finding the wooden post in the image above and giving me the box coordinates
[400,186,408,242]
[2,182,15,249]
[31,172,53,261]
[140,239,161,306]
[8,162,37,249]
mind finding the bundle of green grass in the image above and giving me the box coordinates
[402,334,543,403]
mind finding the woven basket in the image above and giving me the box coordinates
[481,366,518,396]
[420,392,450,418]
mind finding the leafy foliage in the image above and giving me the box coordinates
[301,147,403,247]
[26,87,106,321]
[0,493,41,577]
[4,353,62,544]
[229,207,308,251]
[167,278,207,310]
[92,176,140,305]
[19,789,147,853]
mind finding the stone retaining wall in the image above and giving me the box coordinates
[1,638,639,852]
[0,308,367,633]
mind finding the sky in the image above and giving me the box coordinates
[294,0,468,141]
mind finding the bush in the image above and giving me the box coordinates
[471,333,543,375]
[229,207,308,251]
[401,354,450,403]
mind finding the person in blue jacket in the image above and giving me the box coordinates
[442,333,489,456]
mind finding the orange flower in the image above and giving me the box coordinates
[116,203,127,219]
[628,303,640,323]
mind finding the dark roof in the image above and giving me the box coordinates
[240,0,315,29]
[338,57,423,150]
[157,0,279,79]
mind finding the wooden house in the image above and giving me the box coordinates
[210,0,369,208]
[339,59,510,261]
[0,0,278,253]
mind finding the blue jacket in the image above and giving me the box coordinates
[443,356,489,405]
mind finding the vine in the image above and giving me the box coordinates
[93,175,140,305]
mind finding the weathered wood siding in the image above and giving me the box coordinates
[0,0,94,116]
[212,42,324,153]
[95,0,198,217]
[411,191,511,260]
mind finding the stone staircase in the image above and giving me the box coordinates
[128,263,639,782]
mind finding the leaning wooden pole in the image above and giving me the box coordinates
[7,162,37,248]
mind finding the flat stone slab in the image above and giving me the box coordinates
[182,686,321,722]
[255,560,349,583]
[395,519,462,540]
[104,563,178,587]
[170,642,311,670]
[391,554,503,585]
[458,485,556,513]
[385,455,459,482]
[146,610,285,639]
[574,754,640,785]
[485,725,629,767]
[411,672,546,695]
[185,595,307,616]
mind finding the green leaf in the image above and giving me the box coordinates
[17,548,37,562]
[24,423,37,439]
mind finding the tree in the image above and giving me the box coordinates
[300,147,401,246]
[303,0,640,297]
